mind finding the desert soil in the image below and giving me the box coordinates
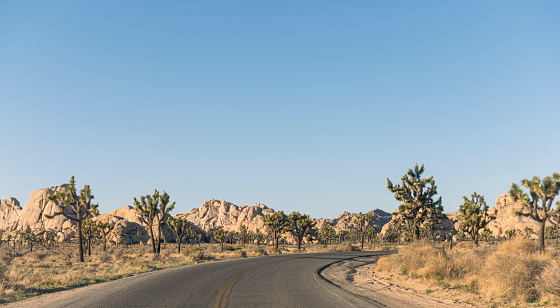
[321,256,482,308]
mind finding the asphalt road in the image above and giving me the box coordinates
[13,250,389,308]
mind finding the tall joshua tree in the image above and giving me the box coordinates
[287,212,315,250]
[46,176,99,262]
[510,173,560,251]
[459,192,495,246]
[155,191,175,253]
[263,211,288,252]
[134,190,160,253]
[352,212,374,250]
[387,164,445,240]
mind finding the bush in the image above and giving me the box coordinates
[183,246,199,256]
[253,247,267,256]
[538,259,560,297]
[235,250,247,258]
[336,243,359,252]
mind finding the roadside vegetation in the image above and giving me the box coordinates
[377,165,560,307]
[1,167,559,306]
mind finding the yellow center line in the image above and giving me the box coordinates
[213,259,293,308]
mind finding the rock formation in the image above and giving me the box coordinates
[314,209,392,232]
[0,197,22,231]
[469,194,557,237]
[173,199,274,233]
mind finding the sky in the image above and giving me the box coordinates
[1,1,559,219]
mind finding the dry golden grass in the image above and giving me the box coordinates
[376,238,560,306]
[0,241,366,304]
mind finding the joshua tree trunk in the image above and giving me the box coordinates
[148,225,156,253]
[539,221,546,251]
[77,220,84,262]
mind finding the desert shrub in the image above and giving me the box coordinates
[479,248,549,300]
[538,259,560,297]
[222,245,238,251]
[336,243,359,252]
[183,246,199,256]
[26,251,49,262]
[253,247,267,256]
[376,240,483,283]
[235,250,247,258]
[187,250,215,263]
[94,253,111,263]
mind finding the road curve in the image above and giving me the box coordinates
[11,251,389,308]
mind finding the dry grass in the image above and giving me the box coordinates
[376,238,560,305]
[0,241,365,304]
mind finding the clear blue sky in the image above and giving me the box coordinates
[1,1,559,219]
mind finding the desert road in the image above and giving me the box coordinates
[12,251,389,308]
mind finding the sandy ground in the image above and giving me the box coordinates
[321,256,483,308]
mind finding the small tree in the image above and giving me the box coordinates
[239,225,249,246]
[287,212,315,250]
[214,228,227,252]
[254,231,265,246]
[19,229,37,252]
[46,176,99,262]
[459,192,495,246]
[155,191,175,253]
[168,217,193,253]
[352,212,374,250]
[320,222,336,245]
[263,211,289,252]
[510,173,560,250]
[81,219,100,256]
[387,164,445,240]
[97,221,114,252]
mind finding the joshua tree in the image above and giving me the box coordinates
[287,212,315,250]
[97,221,114,251]
[264,211,289,252]
[320,222,336,245]
[351,212,374,250]
[481,229,493,242]
[167,217,193,253]
[337,230,348,244]
[155,191,175,253]
[0,229,5,248]
[214,228,227,252]
[239,225,249,246]
[134,190,175,253]
[510,173,560,250]
[46,176,99,262]
[459,192,495,246]
[81,219,100,256]
[19,229,37,252]
[505,229,517,239]
[387,164,445,240]
[254,231,265,246]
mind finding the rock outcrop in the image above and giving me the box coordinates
[314,209,392,232]
[173,199,274,233]
[16,185,76,232]
[0,197,22,231]
[481,194,557,237]
[94,206,176,245]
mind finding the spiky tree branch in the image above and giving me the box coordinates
[45,176,99,262]
[459,192,495,246]
[509,173,560,250]
[387,164,444,240]
[263,211,288,252]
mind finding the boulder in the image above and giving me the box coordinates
[0,197,22,231]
